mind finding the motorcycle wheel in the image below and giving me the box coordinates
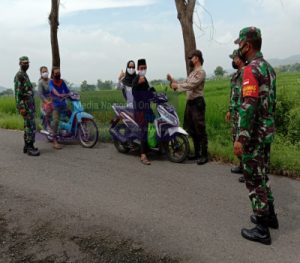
[165,133,190,163]
[113,123,130,153]
[78,118,99,148]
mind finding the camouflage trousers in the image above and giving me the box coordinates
[23,113,36,145]
[263,143,271,173]
[230,110,239,143]
[242,142,274,216]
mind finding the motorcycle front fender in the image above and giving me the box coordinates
[167,127,189,137]
[76,112,94,123]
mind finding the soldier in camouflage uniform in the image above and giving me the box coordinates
[226,50,245,177]
[14,56,40,156]
[233,27,278,245]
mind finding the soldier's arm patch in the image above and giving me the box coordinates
[242,66,259,98]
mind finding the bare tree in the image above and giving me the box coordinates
[49,0,60,68]
[175,0,197,75]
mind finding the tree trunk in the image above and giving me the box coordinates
[175,0,197,75]
[49,0,60,68]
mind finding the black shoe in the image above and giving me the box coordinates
[231,166,243,174]
[23,144,38,153]
[238,176,245,183]
[197,156,208,165]
[27,146,40,156]
[241,224,271,245]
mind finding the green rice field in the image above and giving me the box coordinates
[1,72,299,176]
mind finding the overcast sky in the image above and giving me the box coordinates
[1,0,300,88]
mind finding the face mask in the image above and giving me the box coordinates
[127,68,135,75]
[232,61,238,69]
[238,43,248,62]
[189,60,194,68]
[21,65,29,72]
[54,73,61,80]
[139,70,147,76]
[42,72,49,79]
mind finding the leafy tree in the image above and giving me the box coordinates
[80,80,96,92]
[214,66,226,77]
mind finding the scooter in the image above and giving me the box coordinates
[109,92,190,163]
[40,93,99,148]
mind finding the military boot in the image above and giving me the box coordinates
[23,142,38,153]
[241,216,271,245]
[250,202,279,229]
[27,143,40,156]
[23,143,29,153]
[231,162,243,174]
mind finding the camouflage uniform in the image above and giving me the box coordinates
[14,56,36,146]
[229,50,243,143]
[237,29,276,217]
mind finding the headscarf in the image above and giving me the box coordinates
[122,60,137,87]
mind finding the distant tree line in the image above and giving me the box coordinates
[275,63,300,73]
[0,89,13,97]
[80,79,114,92]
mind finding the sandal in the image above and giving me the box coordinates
[140,157,151,165]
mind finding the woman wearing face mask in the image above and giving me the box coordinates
[49,67,71,149]
[38,66,53,132]
[132,58,155,165]
[117,60,137,108]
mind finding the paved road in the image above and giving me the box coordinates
[0,129,300,263]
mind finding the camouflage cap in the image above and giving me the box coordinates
[19,56,29,62]
[229,49,239,59]
[234,27,262,44]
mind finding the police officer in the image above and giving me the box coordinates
[234,27,278,245]
[167,49,208,165]
[14,56,40,156]
[226,50,245,178]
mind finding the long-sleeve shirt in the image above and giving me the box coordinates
[237,51,276,145]
[229,69,243,113]
[132,75,155,124]
[177,66,206,101]
[14,70,35,112]
[38,78,50,102]
[132,76,154,112]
